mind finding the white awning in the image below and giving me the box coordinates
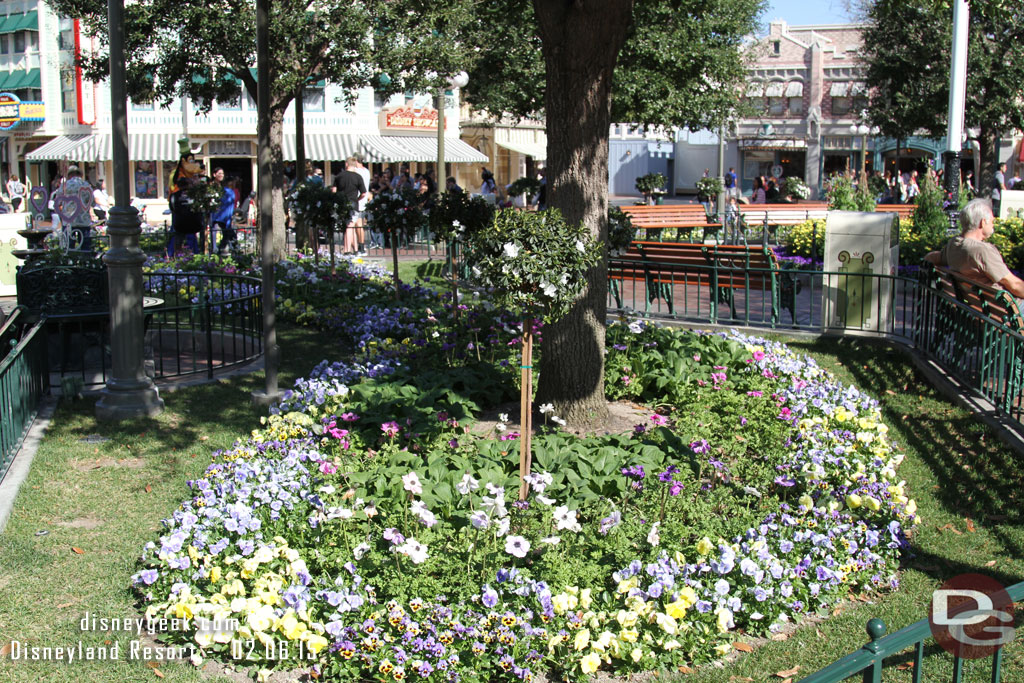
[764,82,785,98]
[24,135,93,161]
[87,133,181,161]
[829,82,849,97]
[283,133,364,162]
[359,136,420,163]
[746,82,765,97]
[785,81,804,97]
[379,136,489,163]
[25,133,182,161]
[496,140,547,161]
[849,82,867,96]
[738,138,807,150]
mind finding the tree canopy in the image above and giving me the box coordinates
[463,0,764,131]
[861,0,1024,189]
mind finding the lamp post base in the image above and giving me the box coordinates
[95,379,165,420]
[251,389,285,408]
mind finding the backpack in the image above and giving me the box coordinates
[170,190,203,234]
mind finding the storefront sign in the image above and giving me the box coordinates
[381,106,438,131]
[0,93,43,131]
[73,20,97,125]
[0,93,20,130]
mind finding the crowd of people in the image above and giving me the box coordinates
[287,160,546,256]
[167,151,249,257]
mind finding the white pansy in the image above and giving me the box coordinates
[456,473,479,495]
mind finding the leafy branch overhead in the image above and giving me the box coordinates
[462,0,764,129]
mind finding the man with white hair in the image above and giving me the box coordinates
[925,197,1024,298]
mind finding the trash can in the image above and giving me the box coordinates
[822,211,899,333]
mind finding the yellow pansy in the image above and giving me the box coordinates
[209,566,222,584]
[305,633,329,655]
[864,496,882,511]
[696,537,714,555]
[630,647,643,663]
[655,613,677,635]
[580,652,601,674]
[616,610,638,628]
[618,629,638,643]
[573,629,590,651]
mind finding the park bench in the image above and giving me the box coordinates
[737,203,829,243]
[608,240,798,324]
[875,204,915,220]
[925,264,1024,413]
[619,204,721,241]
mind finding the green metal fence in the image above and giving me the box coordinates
[798,580,1024,683]
[0,312,49,483]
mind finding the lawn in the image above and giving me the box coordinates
[0,274,1022,682]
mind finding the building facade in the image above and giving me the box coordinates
[668,20,1022,201]
[1,0,485,220]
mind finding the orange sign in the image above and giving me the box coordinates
[382,106,438,131]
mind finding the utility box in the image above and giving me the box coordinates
[822,211,900,333]
[0,213,29,296]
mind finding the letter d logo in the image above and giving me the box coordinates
[929,573,1015,659]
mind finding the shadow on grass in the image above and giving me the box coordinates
[58,321,343,459]
[784,335,1024,563]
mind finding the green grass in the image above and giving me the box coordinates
[2,309,1023,682]
[0,321,340,682]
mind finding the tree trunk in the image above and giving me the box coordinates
[977,125,998,200]
[533,0,633,427]
[269,104,288,260]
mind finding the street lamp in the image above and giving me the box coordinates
[849,119,871,176]
[437,71,469,194]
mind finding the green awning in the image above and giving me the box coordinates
[12,69,39,89]
[0,11,38,34]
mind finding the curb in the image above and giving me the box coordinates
[0,396,58,535]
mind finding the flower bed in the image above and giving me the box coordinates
[131,258,916,681]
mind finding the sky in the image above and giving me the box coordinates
[765,0,855,26]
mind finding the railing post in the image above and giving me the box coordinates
[861,618,886,683]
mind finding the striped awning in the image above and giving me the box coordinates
[283,133,364,161]
[25,133,180,161]
[849,82,867,97]
[24,134,93,161]
[379,136,488,163]
[496,140,547,161]
[829,82,849,97]
[785,81,804,97]
[0,10,37,34]
[764,82,785,98]
[746,82,765,97]
[359,136,416,163]
[89,133,181,161]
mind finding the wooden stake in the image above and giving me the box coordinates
[392,228,401,301]
[518,318,534,500]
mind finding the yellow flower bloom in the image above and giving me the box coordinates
[209,566,222,584]
[864,496,882,512]
[305,633,329,655]
[655,613,677,635]
[616,610,638,628]
[696,537,714,556]
[580,652,601,674]
[573,629,590,651]
[619,629,638,643]
[845,494,863,509]
[630,647,643,663]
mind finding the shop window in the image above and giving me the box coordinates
[831,96,851,116]
[134,161,159,199]
[747,97,765,114]
[0,35,8,54]
[60,67,75,113]
[13,31,25,53]
[768,97,785,116]
[788,97,803,116]
[302,87,325,112]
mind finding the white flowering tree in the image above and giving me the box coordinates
[465,208,601,497]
